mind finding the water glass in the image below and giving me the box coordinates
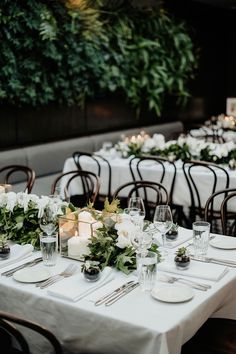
[192,221,210,259]
[40,232,58,266]
[136,251,157,291]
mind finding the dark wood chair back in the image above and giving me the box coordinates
[73,151,112,206]
[0,165,36,193]
[51,170,100,207]
[113,180,169,220]
[204,188,236,236]
[0,310,63,354]
[183,160,230,226]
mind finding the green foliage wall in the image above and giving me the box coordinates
[0,0,197,116]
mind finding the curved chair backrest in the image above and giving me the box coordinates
[113,180,169,220]
[0,165,35,193]
[73,151,112,200]
[0,310,63,354]
[204,188,236,236]
[183,160,230,223]
[51,170,100,207]
[129,156,176,205]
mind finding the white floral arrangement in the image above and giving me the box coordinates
[114,131,236,164]
[0,192,71,248]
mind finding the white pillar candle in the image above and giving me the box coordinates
[78,211,95,237]
[67,235,90,259]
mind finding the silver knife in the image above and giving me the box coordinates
[95,280,135,306]
[105,282,139,306]
[1,257,43,276]
[191,256,236,267]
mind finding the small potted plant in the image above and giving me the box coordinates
[0,235,11,260]
[166,223,178,241]
[81,260,101,282]
[174,247,190,270]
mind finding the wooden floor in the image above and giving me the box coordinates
[181,319,236,354]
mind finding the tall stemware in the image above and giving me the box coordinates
[153,205,173,259]
[128,196,146,229]
[39,206,58,236]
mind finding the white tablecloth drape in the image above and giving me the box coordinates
[1,232,236,354]
[62,156,236,209]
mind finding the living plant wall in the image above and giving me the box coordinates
[0,0,197,117]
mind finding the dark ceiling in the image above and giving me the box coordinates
[194,0,236,10]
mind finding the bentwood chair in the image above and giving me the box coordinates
[51,170,100,208]
[73,151,112,208]
[204,188,236,236]
[113,180,169,220]
[0,310,63,354]
[0,165,36,193]
[128,156,187,224]
[183,160,230,227]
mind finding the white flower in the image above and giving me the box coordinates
[6,192,17,212]
[115,221,136,249]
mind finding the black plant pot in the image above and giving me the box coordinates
[174,256,190,270]
[0,246,10,260]
[166,230,178,241]
[83,268,101,282]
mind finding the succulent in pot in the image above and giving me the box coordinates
[166,223,178,241]
[0,235,11,260]
[81,260,101,282]
[174,247,190,270]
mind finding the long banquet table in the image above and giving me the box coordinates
[62,155,236,208]
[1,230,236,354]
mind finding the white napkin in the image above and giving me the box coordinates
[48,267,114,302]
[153,227,193,249]
[0,244,34,269]
[157,260,228,282]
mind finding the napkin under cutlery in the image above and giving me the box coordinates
[0,244,34,270]
[157,260,229,282]
[47,267,114,302]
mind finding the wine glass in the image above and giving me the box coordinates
[153,205,173,259]
[128,197,146,229]
[39,207,58,236]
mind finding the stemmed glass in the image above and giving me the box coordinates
[128,196,146,229]
[153,205,173,259]
[39,206,58,236]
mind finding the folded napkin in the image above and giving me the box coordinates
[157,260,228,282]
[48,267,114,302]
[153,227,193,249]
[0,244,34,269]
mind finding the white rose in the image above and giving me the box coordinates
[115,221,136,249]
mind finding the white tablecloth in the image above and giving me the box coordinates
[1,232,236,354]
[62,156,236,208]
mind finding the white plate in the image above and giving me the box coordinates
[210,237,236,250]
[13,268,51,283]
[151,285,194,303]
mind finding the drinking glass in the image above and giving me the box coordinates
[39,207,58,236]
[136,251,157,291]
[153,205,173,259]
[193,221,210,259]
[40,232,58,266]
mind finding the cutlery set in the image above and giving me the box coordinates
[94,280,139,306]
[1,257,43,277]
[190,256,236,267]
[159,275,211,291]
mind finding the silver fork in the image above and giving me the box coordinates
[37,264,78,289]
[160,274,211,291]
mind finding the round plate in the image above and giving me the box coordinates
[210,237,236,250]
[151,285,194,303]
[13,268,51,283]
